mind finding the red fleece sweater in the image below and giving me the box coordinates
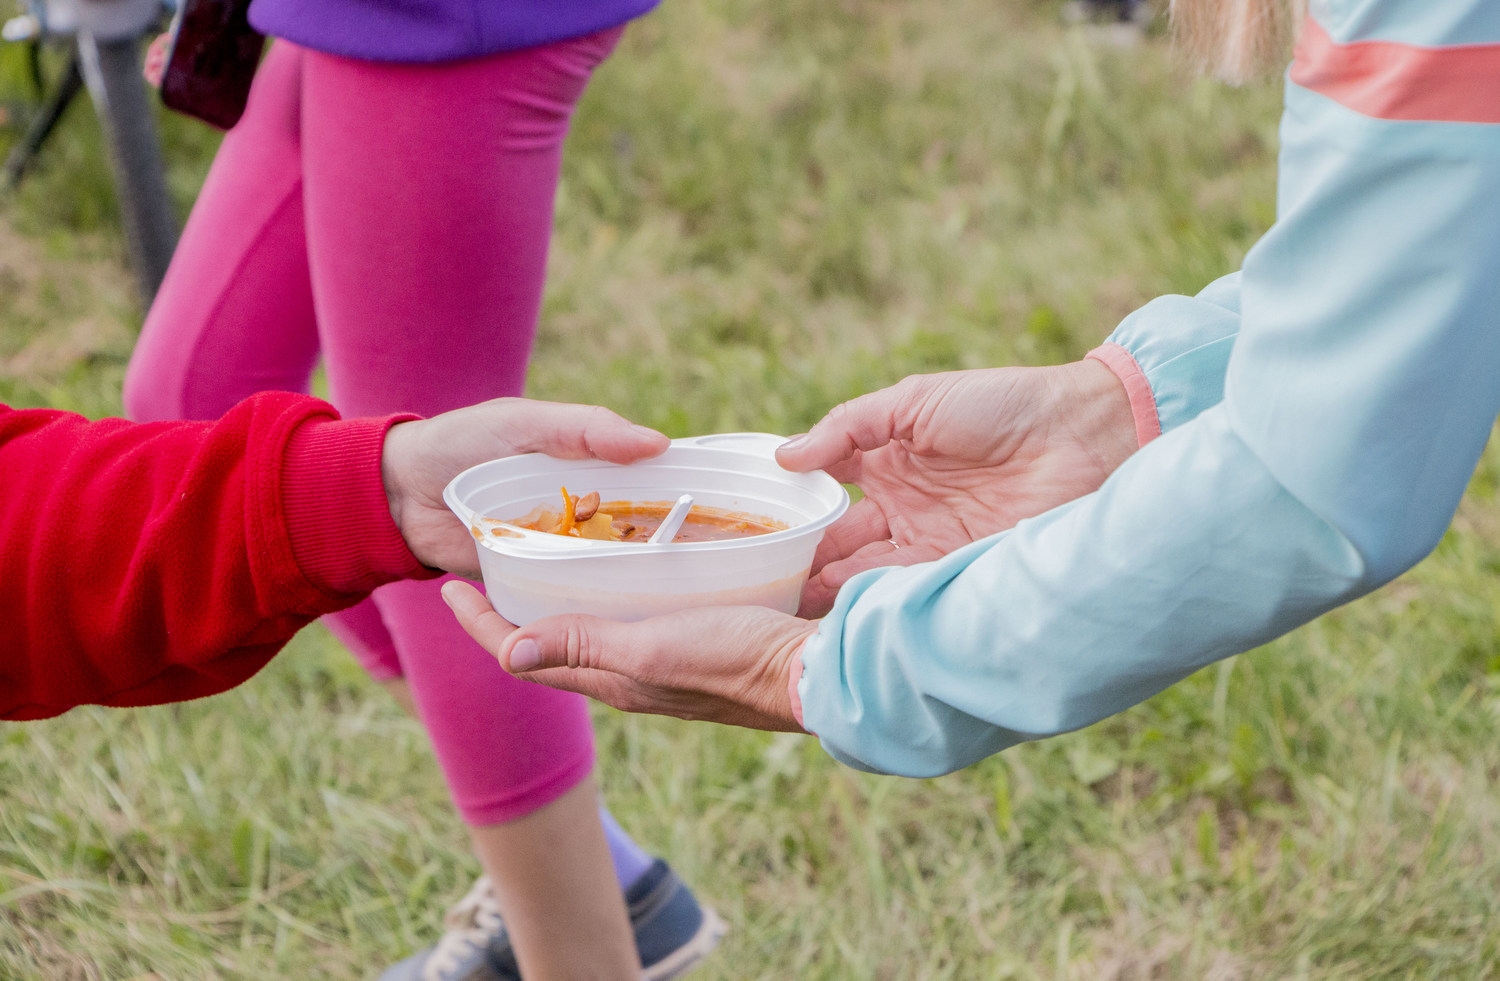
[0,391,438,720]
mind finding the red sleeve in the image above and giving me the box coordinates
[0,391,437,720]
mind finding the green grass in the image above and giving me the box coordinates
[3,1,1498,978]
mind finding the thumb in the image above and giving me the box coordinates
[776,376,934,474]
[440,580,518,653]
[528,402,668,464]
[498,613,627,675]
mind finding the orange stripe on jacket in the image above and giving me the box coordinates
[1291,16,1500,124]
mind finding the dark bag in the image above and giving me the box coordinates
[159,0,265,130]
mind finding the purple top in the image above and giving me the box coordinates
[248,0,659,63]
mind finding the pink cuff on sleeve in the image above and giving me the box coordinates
[1085,342,1162,448]
[787,642,809,732]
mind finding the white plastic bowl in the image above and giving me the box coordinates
[443,433,850,625]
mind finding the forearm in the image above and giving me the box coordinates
[0,392,432,719]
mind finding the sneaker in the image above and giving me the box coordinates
[625,859,729,980]
[379,875,508,981]
[378,860,726,981]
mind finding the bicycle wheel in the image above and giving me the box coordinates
[78,30,178,308]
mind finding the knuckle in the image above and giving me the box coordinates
[562,624,585,668]
[585,403,616,431]
[561,621,597,670]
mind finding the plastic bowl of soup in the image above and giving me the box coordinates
[442,433,850,625]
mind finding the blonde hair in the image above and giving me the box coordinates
[1170,0,1306,83]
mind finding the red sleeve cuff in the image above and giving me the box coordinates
[1085,343,1162,448]
[280,413,438,597]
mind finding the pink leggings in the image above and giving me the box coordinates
[124,30,624,826]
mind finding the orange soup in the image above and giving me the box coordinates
[588,501,785,543]
[491,487,784,543]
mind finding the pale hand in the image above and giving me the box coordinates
[443,581,817,733]
[777,360,1137,616]
[380,399,669,576]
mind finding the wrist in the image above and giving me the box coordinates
[1082,344,1162,450]
[1075,349,1153,464]
[786,644,808,732]
[379,417,439,565]
[778,625,819,734]
[380,420,416,539]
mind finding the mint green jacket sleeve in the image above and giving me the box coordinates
[1093,272,1240,438]
[797,0,1500,777]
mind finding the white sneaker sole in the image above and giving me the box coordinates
[642,904,729,981]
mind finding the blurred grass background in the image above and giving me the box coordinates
[2,0,1498,978]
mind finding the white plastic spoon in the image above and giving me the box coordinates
[647,494,695,544]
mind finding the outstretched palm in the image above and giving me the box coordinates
[778,361,1136,616]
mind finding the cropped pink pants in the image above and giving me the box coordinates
[125,29,623,825]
